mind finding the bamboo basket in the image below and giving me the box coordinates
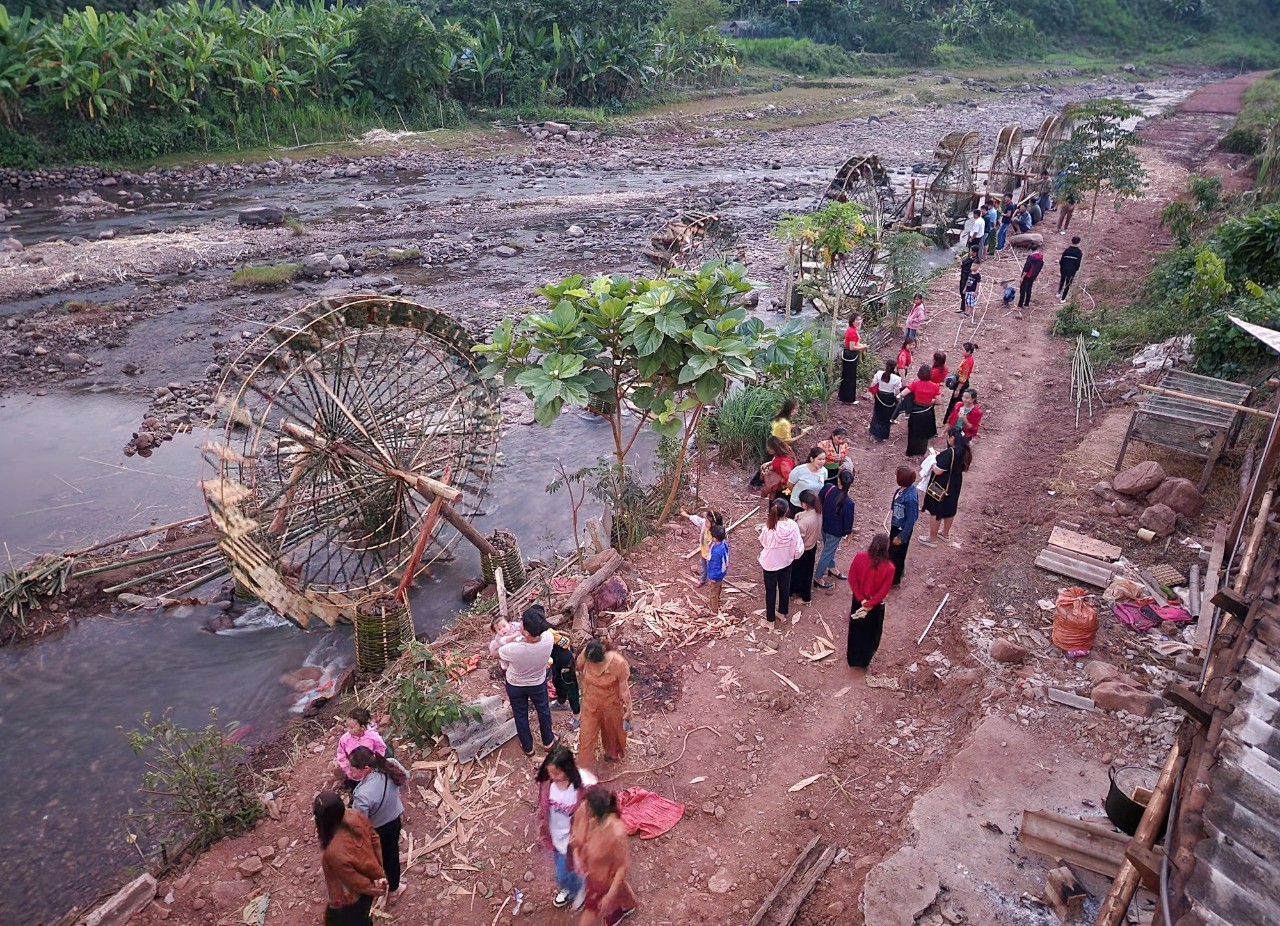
[479,530,525,591]
[354,593,414,673]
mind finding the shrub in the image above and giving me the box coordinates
[1219,127,1262,155]
[388,643,479,748]
[230,263,301,288]
[125,710,263,851]
[731,37,860,77]
[711,384,785,465]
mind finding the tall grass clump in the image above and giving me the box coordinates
[711,385,784,465]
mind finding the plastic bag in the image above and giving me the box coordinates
[916,449,939,495]
[1051,586,1099,654]
[1102,576,1145,607]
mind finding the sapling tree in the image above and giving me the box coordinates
[1052,97,1148,245]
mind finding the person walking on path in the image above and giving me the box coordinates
[570,787,637,926]
[705,523,729,614]
[888,466,919,587]
[903,295,926,343]
[958,247,977,312]
[818,427,851,483]
[919,426,973,546]
[1058,236,1083,301]
[846,534,896,671]
[943,342,976,422]
[757,498,804,631]
[815,468,855,589]
[576,640,632,767]
[758,436,795,500]
[791,489,822,604]
[314,791,386,926]
[500,606,557,757]
[868,359,902,442]
[349,747,410,906]
[898,364,942,458]
[536,744,596,910]
[1017,250,1044,308]
[945,387,983,439]
[1057,192,1077,233]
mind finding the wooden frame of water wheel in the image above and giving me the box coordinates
[202,294,502,629]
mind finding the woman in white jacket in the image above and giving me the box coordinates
[757,497,805,632]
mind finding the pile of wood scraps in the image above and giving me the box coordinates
[611,579,742,650]
[1035,526,1121,588]
[403,752,515,889]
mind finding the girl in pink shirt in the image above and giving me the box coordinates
[757,498,804,632]
[904,294,926,341]
[334,707,387,784]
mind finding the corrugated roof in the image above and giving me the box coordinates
[1182,609,1280,926]
[1228,314,1280,355]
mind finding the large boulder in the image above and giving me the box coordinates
[1091,679,1163,717]
[1113,460,1166,496]
[591,576,631,614]
[1139,503,1178,537]
[300,252,331,278]
[1,236,23,252]
[1147,476,1204,518]
[238,206,286,227]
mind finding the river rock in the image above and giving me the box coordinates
[238,206,286,227]
[2,236,24,252]
[566,224,586,238]
[989,639,1027,663]
[1091,679,1162,717]
[238,856,263,877]
[1113,460,1166,496]
[118,593,161,609]
[1139,503,1178,537]
[495,245,519,258]
[543,121,571,137]
[328,253,350,272]
[84,873,157,926]
[301,253,331,278]
[1147,477,1204,517]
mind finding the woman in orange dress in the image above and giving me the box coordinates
[570,787,637,926]
[575,641,631,767]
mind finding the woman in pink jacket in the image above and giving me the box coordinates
[757,497,804,632]
[333,707,387,787]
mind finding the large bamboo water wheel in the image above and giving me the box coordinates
[202,295,501,632]
[924,130,981,226]
[1026,111,1074,185]
[987,124,1025,197]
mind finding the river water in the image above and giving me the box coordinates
[0,388,648,924]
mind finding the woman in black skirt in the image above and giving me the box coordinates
[846,533,896,671]
[868,358,901,442]
[897,364,941,457]
[918,426,972,547]
[838,313,866,404]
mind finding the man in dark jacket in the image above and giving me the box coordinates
[958,246,977,312]
[1018,250,1045,307]
[1058,236,1084,301]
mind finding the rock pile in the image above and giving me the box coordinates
[1089,460,1204,536]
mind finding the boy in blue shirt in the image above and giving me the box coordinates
[706,523,730,614]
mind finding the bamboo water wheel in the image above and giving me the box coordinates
[1026,111,1075,187]
[202,295,501,631]
[923,130,981,227]
[987,124,1025,197]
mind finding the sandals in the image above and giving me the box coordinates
[815,580,834,589]
[917,537,937,547]
[828,570,847,580]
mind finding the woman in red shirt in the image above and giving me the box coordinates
[944,341,977,422]
[945,387,982,439]
[929,350,949,385]
[897,364,941,457]
[846,533,896,670]
[838,313,866,404]
[759,436,795,499]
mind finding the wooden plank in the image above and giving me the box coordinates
[1046,867,1087,923]
[747,836,823,926]
[1194,523,1228,652]
[1049,526,1122,562]
[1019,810,1128,878]
[775,844,839,926]
[1035,551,1113,588]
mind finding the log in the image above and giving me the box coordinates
[63,515,210,559]
[773,843,839,926]
[563,550,622,614]
[1045,866,1086,923]
[747,836,823,926]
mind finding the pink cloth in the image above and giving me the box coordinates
[1112,601,1192,633]
[616,787,685,839]
[905,302,926,328]
[335,727,387,779]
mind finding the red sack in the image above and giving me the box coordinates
[616,787,685,839]
[1052,586,1099,654]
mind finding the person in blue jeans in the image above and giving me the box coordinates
[888,465,919,586]
[815,468,856,588]
[498,605,557,757]
[537,743,596,910]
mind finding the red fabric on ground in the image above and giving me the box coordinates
[616,787,685,839]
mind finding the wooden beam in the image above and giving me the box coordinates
[1123,842,1162,891]
[1045,867,1087,923]
[1163,684,1212,726]
[748,836,823,926]
[1019,810,1127,878]
[1211,587,1250,619]
[1137,384,1274,419]
[1049,526,1122,562]
[1195,523,1227,653]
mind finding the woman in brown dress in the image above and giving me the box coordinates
[570,786,637,926]
[575,640,631,767]
[314,791,386,926]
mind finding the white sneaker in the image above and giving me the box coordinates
[554,888,572,908]
[572,882,588,911]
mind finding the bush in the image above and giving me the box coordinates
[388,643,479,748]
[711,384,785,465]
[125,710,263,851]
[731,37,860,77]
[1219,127,1262,155]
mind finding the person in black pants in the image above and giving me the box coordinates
[1058,236,1083,301]
[498,606,557,756]
[549,631,581,728]
[958,246,977,312]
[1018,250,1045,307]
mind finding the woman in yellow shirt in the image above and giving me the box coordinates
[770,398,809,449]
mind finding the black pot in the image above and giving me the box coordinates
[1105,766,1166,840]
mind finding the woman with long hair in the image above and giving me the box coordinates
[869,358,901,442]
[576,640,632,768]
[348,747,409,905]
[888,466,919,587]
[569,787,637,926]
[839,313,866,404]
[815,468,855,589]
[757,497,804,631]
[536,743,597,910]
[929,350,949,386]
[897,364,941,457]
[791,489,822,604]
[846,534,896,671]
[314,791,386,926]
[945,387,983,440]
[758,436,796,500]
[770,398,809,449]
[919,426,973,546]
[943,342,977,422]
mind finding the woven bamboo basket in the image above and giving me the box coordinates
[354,593,414,674]
[479,529,525,591]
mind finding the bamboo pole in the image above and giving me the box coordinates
[1234,487,1274,594]
[62,515,210,559]
[1137,384,1275,419]
[72,539,220,579]
[101,553,224,595]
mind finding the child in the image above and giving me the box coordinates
[962,270,981,319]
[333,706,386,787]
[904,294,926,343]
[681,507,722,586]
[488,614,524,673]
[1002,282,1017,306]
[706,523,729,614]
[549,630,581,729]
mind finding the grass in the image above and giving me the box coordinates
[710,384,785,466]
[1220,71,1280,154]
[283,215,307,237]
[386,246,421,263]
[731,37,893,78]
[230,262,301,288]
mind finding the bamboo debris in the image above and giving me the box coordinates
[0,550,73,629]
[616,578,740,649]
[1070,334,1102,427]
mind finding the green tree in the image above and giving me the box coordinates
[666,0,727,35]
[1052,98,1148,244]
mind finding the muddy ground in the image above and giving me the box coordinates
[2,68,1263,926]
